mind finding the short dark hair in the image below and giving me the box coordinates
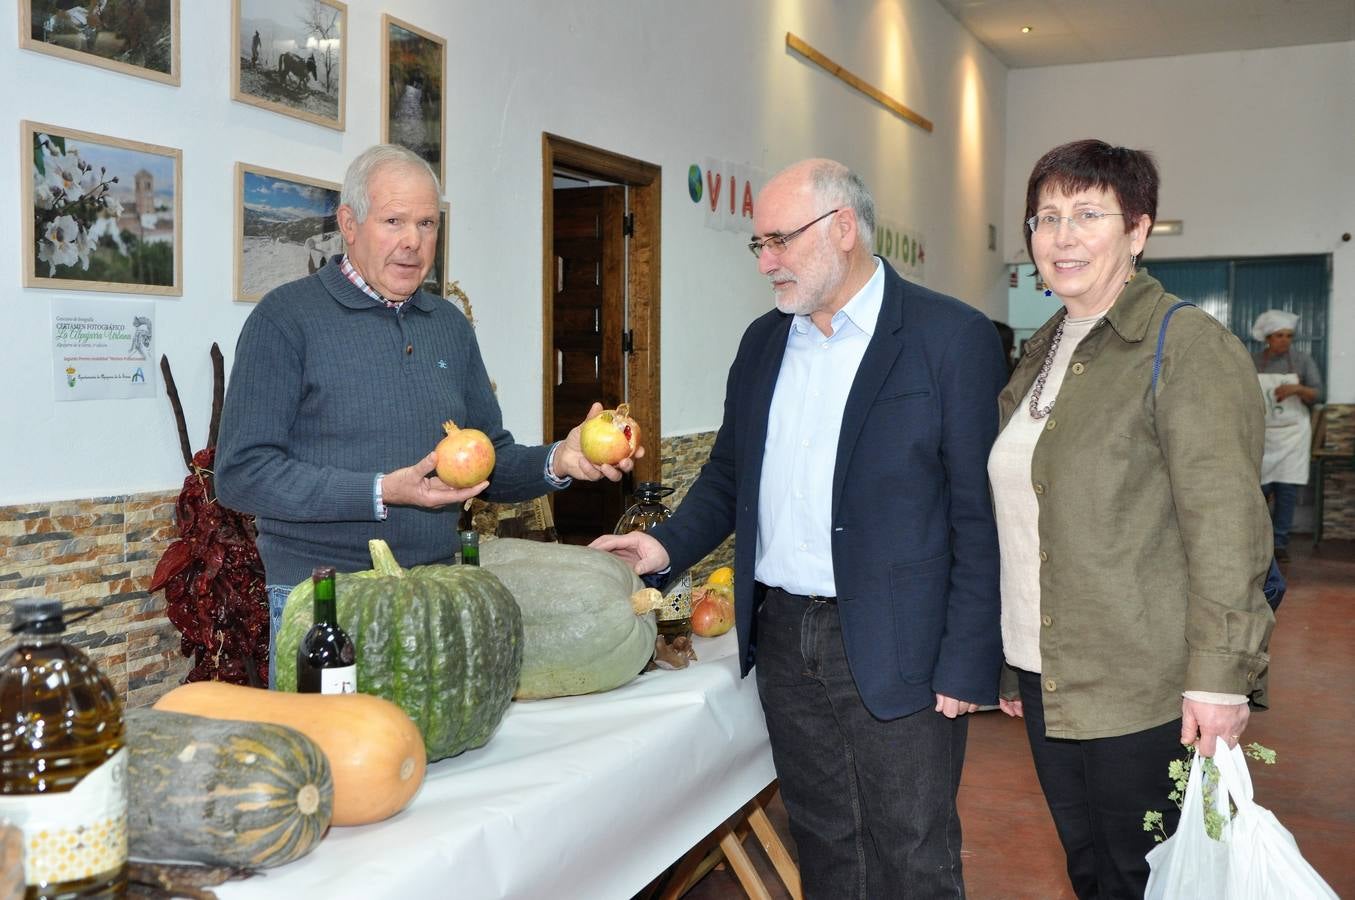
[1023,139,1159,260]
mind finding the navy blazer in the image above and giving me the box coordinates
[655,260,1007,719]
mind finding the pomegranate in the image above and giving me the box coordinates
[579,403,641,466]
[434,420,495,487]
[691,584,735,637]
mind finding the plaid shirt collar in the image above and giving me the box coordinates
[340,255,406,308]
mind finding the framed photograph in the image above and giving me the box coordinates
[232,0,346,131]
[22,120,182,295]
[382,14,445,188]
[421,201,450,297]
[234,163,342,302]
[20,0,179,85]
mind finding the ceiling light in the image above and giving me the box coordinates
[1021,25,1033,34]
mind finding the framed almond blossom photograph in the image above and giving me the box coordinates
[22,120,182,295]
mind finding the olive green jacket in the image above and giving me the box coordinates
[997,271,1274,739]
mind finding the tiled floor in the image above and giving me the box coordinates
[661,538,1355,899]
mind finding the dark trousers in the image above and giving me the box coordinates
[1262,481,1298,549]
[1016,670,1183,900]
[755,590,967,899]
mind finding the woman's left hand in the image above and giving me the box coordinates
[1181,697,1250,757]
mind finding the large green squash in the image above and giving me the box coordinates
[274,540,523,762]
[125,707,332,869]
[479,538,657,700]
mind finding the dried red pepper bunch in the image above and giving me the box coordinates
[150,446,269,686]
[149,346,270,687]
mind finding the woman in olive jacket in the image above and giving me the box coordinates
[988,139,1274,899]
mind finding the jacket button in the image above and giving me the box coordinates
[1046,418,1057,431]
[1042,615,1053,627]
[1071,362,1085,375]
[406,344,414,355]
[1034,483,1046,495]
[1039,550,1049,562]
[1044,679,1057,692]
[1247,671,1257,682]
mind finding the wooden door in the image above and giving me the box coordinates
[550,185,627,542]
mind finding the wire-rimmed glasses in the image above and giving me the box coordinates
[748,209,840,258]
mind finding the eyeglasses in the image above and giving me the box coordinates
[1026,210,1125,234]
[748,209,839,258]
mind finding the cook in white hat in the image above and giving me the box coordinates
[1251,309,1300,343]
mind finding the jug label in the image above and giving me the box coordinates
[0,748,127,885]
[658,572,693,621]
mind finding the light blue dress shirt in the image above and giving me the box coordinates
[755,259,884,596]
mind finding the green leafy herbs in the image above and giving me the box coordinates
[1143,742,1275,842]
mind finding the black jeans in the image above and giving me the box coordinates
[1016,669,1183,899]
[755,590,968,899]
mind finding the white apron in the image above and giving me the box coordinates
[1257,373,1311,485]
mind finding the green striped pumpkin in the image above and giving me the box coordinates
[274,540,523,762]
[125,707,332,868]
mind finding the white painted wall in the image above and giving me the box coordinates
[1005,41,1355,400]
[0,0,1009,506]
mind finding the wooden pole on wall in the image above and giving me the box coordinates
[785,33,934,133]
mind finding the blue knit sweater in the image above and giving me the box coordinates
[216,261,557,586]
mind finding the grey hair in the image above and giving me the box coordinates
[340,145,441,222]
[809,161,875,247]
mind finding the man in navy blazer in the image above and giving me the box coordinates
[593,159,1006,897]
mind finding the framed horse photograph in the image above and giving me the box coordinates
[382,15,445,188]
[20,0,180,86]
[231,0,346,131]
[234,163,342,302]
[22,120,182,296]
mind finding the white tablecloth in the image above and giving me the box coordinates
[216,630,775,900]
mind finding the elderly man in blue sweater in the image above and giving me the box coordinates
[216,145,637,682]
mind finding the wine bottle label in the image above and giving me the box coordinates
[0,748,127,886]
[657,572,692,622]
[321,665,357,694]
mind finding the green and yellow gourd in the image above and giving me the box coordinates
[273,540,523,762]
[479,538,659,700]
[125,707,332,868]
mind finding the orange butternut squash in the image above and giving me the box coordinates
[154,681,426,827]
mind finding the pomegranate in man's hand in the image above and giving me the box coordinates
[579,403,641,466]
[691,584,735,637]
[435,420,495,487]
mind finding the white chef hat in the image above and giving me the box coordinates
[1251,309,1299,342]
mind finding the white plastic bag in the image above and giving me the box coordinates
[1145,745,1338,899]
[1144,748,1228,899]
[1212,743,1338,899]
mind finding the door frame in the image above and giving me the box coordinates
[541,133,661,485]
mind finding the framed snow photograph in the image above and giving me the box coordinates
[22,120,182,295]
[234,162,341,302]
[232,0,346,131]
[20,0,179,85]
[382,14,445,188]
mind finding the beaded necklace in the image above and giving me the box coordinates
[1027,317,1066,420]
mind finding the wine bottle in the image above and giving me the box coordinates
[297,566,356,694]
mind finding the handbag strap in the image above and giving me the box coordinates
[1152,301,1197,394]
